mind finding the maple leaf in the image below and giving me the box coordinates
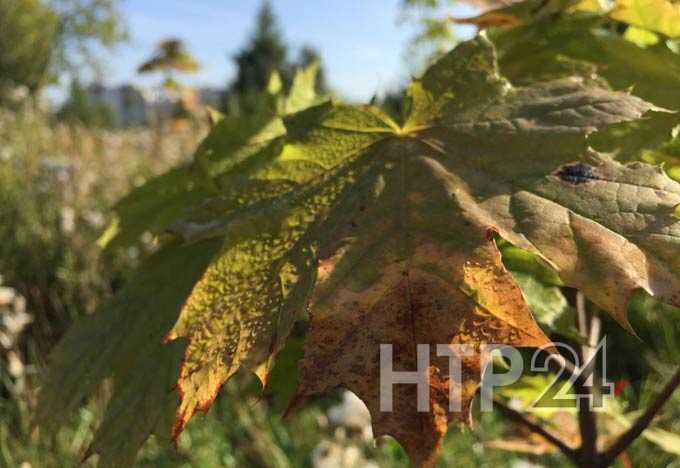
[487,12,680,173]
[488,13,680,108]
[455,0,680,39]
[161,34,676,466]
[603,0,680,38]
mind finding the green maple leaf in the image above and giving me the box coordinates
[487,11,680,177]
[38,35,680,467]
[490,14,680,108]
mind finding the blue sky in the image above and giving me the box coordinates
[87,1,477,102]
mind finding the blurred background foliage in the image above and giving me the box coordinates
[0,0,58,96]
[0,0,126,101]
[1,1,680,467]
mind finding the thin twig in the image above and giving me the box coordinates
[576,291,588,342]
[545,353,586,386]
[493,398,579,464]
[588,315,601,351]
[575,291,598,466]
[597,367,680,467]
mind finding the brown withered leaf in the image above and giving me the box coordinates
[280,102,558,463]
[294,231,550,466]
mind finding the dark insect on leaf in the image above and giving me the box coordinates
[555,163,598,185]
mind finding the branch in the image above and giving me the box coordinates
[575,291,598,466]
[493,398,579,464]
[598,367,680,467]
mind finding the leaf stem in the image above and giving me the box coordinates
[597,366,680,467]
[493,398,579,463]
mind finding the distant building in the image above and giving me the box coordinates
[86,84,148,126]
[85,83,222,127]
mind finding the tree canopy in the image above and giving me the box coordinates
[0,0,126,97]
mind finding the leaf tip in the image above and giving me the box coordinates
[170,407,188,446]
[282,391,307,420]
